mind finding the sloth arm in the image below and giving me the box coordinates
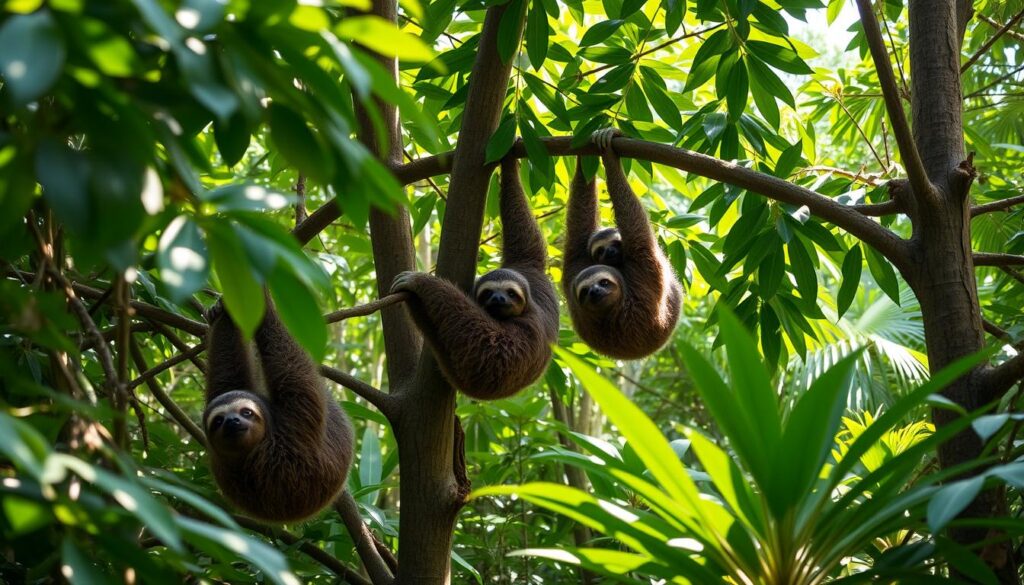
[403,275,503,355]
[499,157,547,271]
[563,157,599,279]
[253,304,327,445]
[205,313,257,403]
[601,148,667,307]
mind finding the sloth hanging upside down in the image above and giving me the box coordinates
[203,298,353,523]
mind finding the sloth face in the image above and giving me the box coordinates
[575,267,623,310]
[206,396,267,456]
[476,279,528,320]
[589,228,622,266]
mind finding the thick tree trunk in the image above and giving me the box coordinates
[906,1,1018,581]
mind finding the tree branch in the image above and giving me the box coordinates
[979,14,1024,43]
[395,136,911,271]
[854,0,934,203]
[128,342,207,389]
[128,339,207,446]
[985,352,1024,402]
[325,293,409,324]
[320,365,395,415]
[335,492,395,585]
[974,253,1024,267]
[971,193,1024,217]
[233,516,372,585]
[961,7,1024,73]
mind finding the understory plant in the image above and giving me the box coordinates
[476,310,1024,584]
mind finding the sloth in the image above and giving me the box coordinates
[391,155,559,399]
[561,128,682,360]
[203,299,353,523]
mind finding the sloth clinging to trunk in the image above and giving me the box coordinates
[391,153,559,399]
[204,297,353,523]
[562,128,682,360]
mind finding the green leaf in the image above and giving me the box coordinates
[774,141,803,178]
[35,139,91,235]
[554,348,702,506]
[520,116,552,181]
[526,0,549,69]
[664,0,686,35]
[747,55,794,107]
[0,412,50,479]
[837,244,862,319]
[590,62,635,94]
[206,222,264,340]
[62,539,109,583]
[267,103,333,185]
[746,40,814,74]
[140,475,239,529]
[641,75,682,129]
[620,0,647,18]
[203,184,295,213]
[497,0,527,64]
[0,11,66,106]
[624,84,653,123]
[358,426,382,501]
[176,517,298,585]
[864,245,900,305]
[684,428,766,537]
[269,264,326,363]
[157,216,209,303]
[48,455,183,551]
[787,237,818,306]
[485,116,517,164]
[719,53,748,122]
[772,351,860,512]
[927,476,985,533]
[213,112,252,168]
[335,16,434,62]
[684,29,731,92]
[758,236,785,299]
[579,19,624,47]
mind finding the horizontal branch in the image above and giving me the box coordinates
[320,365,394,415]
[326,293,409,324]
[129,339,207,447]
[980,14,1024,43]
[234,516,372,585]
[128,343,207,389]
[974,253,1024,267]
[850,200,902,216]
[394,136,910,271]
[971,193,1024,217]
[985,352,1024,403]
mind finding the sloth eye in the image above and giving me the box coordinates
[600,279,611,286]
[507,288,519,298]
[240,408,254,418]
[595,246,605,256]
[212,415,224,428]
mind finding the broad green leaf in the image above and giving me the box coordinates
[267,103,334,185]
[485,116,517,164]
[865,245,900,305]
[336,16,434,62]
[722,54,749,122]
[358,426,383,502]
[0,412,50,479]
[927,476,985,533]
[747,55,794,107]
[526,0,549,69]
[555,348,701,506]
[787,236,818,305]
[61,539,108,583]
[684,428,766,537]
[0,11,66,106]
[203,184,295,213]
[620,0,647,18]
[157,216,209,303]
[497,0,527,64]
[579,19,624,47]
[47,454,183,551]
[140,476,239,529]
[517,548,667,583]
[773,351,860,512]
[837,244,862,319]
[269,263,326,363]
[746,40,814,74]
[213,112,252,168]
[206,222,264,340]
[177,517,299,585]
[35,139,90,235]
[664,0,685,35]
[758,237,785,299]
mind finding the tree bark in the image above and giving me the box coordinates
[905,1,1018,581]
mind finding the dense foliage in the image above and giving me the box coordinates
[1,0,1023,583]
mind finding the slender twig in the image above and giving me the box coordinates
[335,492,395,585]
[961,8,1024,73]
[320,365,394,413]
[793,165,887,187]
[129,338,206,446]
[233,516,372,585]
[983,319,1011,341]
[295,173,309,225]
[1001,266,1024,287]
[150,322,207,372]
[325,293,410,324]
[980,14,1024,43]
[854,0,933,202]
[965,63,1024,99]
[971,193,1024,217]
[985,352,1024,402]
[578,23,726,78]
[403,150,448,201]
[974,253,1024,267]
[832,95,887,171]
[128,343,208,389]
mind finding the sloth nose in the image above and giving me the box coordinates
[587,286,607,301]
[225,416,244,430]
[487,293,509,306]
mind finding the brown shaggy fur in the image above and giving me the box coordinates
[392,157,559,399]
[562,145,682,360]
[204,302,353,523]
